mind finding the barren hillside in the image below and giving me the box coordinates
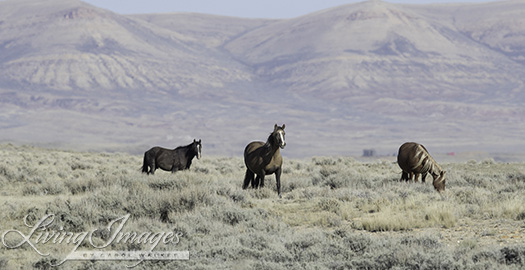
[0,0,524,157]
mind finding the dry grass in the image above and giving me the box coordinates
[0,144,525,269]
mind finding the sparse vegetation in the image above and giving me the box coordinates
[0,144,524,269]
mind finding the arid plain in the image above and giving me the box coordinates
[0,144,524,269]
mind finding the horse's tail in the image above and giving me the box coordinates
[242,168,254,189]
[142,154,149,174]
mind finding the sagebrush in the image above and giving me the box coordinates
[0,144,524,269]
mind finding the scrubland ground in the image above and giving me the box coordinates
[0,144,524,269]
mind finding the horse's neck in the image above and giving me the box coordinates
[171,147,190,163]
[429,163,441,177]
[263,137,279,158]
[185,147,197,160]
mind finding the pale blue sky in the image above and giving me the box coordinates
[82,0,501,18]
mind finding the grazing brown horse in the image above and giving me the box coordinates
[397,142,446,192]
[142,139,202,174]
[243,124,286,198]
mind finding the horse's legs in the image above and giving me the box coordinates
[401,171,409,181]
[253,175,262,189]
[275,168,282,198]
[409,172,418,182]
[421,173,427,183]
[243,169,254,189]
[150,159,156,175]
[413,172,420,182]
[259,173,265,188]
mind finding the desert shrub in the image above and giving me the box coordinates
[507,171,525,183]
[360,213,416,232]
[400,233,442,249]
[423,204,456,229]
[497,197,525,220]
[280,173,312,193]
[147,177,179,190]
[248,187,276,199]
[216,185,246,203]
[457,245,525,269]
[2,145,525,269]
[286,186,329,200]
[284,229,327,262]
[341,233,372,254]
[43,198,86,231]
[312,156,338,166]
[501,246,525,265]
[65,177,101,194]
[41,179,66,195]
[21,179,66,196]
[317,198,341,214]
[88,186,127,209]
[176,187,216,213]
[21,185,41,195]
[472,249,502,266]
[218,207,249,226]
[0,163,17,182]
[126,188,204,222]
[250,261,288,270]
[348,234,456,269]
[313,213,342,227]
[33,257,59,270]
[69,160,93,171]
[311,158,398,191]
[211,206,271,230]
[68,186,131,226]
[453,187,487,205]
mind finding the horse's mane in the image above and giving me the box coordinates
[175,143,191,151]
[418,144,442,172]
[264,132,275,149]
[175,142,198,155]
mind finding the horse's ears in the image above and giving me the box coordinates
[198,139,201,144]
[274,124,278,131]
[282,124,285,130]
[193,139,196,143]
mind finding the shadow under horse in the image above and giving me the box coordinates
[142,139,202,174]
[243,124,286,198]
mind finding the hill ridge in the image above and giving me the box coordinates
[0,0,524,157]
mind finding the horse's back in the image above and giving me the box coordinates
[397,142,427,172]
[146,147,175,163]
[244,141,264,156]
[145,146,164,155]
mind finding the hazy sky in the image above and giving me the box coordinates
[82,0,500,18]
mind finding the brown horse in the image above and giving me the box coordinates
[243,124,286,198]
[397,142,446,192]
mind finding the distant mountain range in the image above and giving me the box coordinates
[1,0,524,158]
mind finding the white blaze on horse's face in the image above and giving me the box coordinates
[197,144,202,159]
[278,130,286,149]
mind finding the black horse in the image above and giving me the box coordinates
[243,124,286,198]
[142,139,202,174]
